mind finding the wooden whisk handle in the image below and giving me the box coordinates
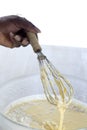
[27,32,42,53]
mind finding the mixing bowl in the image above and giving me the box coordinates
[0,75,87,130]
[0,46,87,130]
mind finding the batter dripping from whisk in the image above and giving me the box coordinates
[39,63,73,130]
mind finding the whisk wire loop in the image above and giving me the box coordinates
[37,52,74,106]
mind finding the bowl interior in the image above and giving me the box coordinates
[0,75,87,130]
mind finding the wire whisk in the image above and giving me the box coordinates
[37,52,73,107]
[27,32,74,107]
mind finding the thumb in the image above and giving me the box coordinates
[0,32,14,48]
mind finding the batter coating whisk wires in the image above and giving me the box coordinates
[27,32,74,107]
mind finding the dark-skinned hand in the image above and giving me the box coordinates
[0,15,41,48]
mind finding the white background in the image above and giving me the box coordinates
[0,0,87,47]
[0,0,87,86]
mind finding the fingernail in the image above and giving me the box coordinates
[22,38,29,46]
[14,35,22,41]
[9,32,14,37]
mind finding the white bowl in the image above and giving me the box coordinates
[0,75,87,130]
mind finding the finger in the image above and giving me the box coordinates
[10,32,29,47]
[9,32,22,47]
[21,38,29,46]
[14,35,22,42]
[26,23,41,33]
[0,32,17,48]
[22,21,41,33]
[10,32,22,41]
[0,32,24,48]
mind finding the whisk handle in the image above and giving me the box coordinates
[27,32,42,53]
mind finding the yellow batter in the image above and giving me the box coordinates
[5,96,87,130]
[40,67,74,130]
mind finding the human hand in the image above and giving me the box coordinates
[0,15,41,48]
